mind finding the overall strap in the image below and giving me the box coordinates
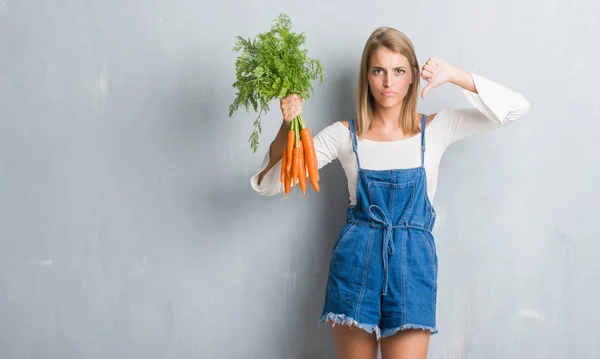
[420,115,428,167]
[349,119,362,170]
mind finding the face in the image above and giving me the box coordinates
[367,47,413,109]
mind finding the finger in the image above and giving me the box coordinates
[287,111,301,123]
[285,109,298,122]
[282,94,299,104]
[425,62,437,72]
[423,64,435,73]
[421,83,432,99]
[288,105,302,116]
[421,70,433,79]
[291,108,302,118]
[285,97,300,106]
[421,81,439,99]
[420,86,428,99]
[426,58,438,66]
[283,100,302,111]
[427,57,439,64]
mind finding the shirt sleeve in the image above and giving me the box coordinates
[436,73,531,145]
[249,122,345,196]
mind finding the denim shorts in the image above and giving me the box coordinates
[319,220,438,340]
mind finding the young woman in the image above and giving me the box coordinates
[250,27,530,359]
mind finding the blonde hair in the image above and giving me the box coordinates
[356,27,421,137]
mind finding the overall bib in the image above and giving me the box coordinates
[320,115,439,339]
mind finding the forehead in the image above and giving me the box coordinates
[369,47,410,67]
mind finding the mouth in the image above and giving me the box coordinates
[381,91,397,97]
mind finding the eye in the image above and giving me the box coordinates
[372,69,383,75]
[396,69,405,75]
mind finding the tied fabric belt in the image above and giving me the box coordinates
[348,205,431,296]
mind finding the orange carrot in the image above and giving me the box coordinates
[297,141,307,194]
[284,166,291,196]
[300,127,319,191]
[291,145,300,188]
[307,134,319,181]
[280,148,287,184]
[286,124,294,173]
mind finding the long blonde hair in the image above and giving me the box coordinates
[356,27,421,137]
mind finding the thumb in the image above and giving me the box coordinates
[421,82,434,99]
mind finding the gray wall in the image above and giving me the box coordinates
[1,0,599,358]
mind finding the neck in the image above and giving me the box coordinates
[372,103,403,129]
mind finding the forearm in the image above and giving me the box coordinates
[257,120,288,184]
[257,93,303,185]
[449,68,478,94]
[442,72,531,144]
[268,120,289,165]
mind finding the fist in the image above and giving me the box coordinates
[280,94,304,125]
[420,57,456,99]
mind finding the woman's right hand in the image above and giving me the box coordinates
[280,94,304,125]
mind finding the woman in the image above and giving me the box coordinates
[251,27,530,359]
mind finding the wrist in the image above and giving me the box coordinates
[449,68,476,93]
[448,67,468,84]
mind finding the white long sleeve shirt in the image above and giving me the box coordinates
[250,73,531,205]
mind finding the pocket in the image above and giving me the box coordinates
[332,223,355,255]
[420,232,438,280]
[368,181,415,220]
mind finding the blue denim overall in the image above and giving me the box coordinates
[320,115,438,339]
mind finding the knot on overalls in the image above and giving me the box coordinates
[368,204,396,296]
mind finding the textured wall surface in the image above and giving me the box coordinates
[1,0,599,358]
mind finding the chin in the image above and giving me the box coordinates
[375,96,403,108]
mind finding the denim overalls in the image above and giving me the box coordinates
[320,115,439,339]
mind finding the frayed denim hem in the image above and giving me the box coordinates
[319,312,382,340]
[381,323,438,338]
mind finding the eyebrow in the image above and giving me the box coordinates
[370,66,408,69]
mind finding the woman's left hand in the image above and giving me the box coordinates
[420,57,458,99]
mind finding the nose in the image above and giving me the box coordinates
[384,74,392,88]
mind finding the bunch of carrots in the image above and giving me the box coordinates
[281,114,320,196]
